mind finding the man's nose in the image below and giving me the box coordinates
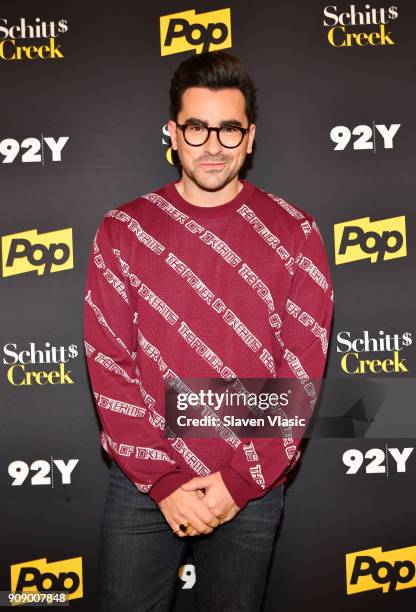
[204,129,222,154]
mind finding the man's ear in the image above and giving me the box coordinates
[247,123,256,154]
[167,120,178,150]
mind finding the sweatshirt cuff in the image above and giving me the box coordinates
[149,469,194,504]
[220,467,258,510]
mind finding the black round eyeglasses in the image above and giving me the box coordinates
[175,122,249,148]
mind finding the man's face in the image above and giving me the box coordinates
[168,87,255,193]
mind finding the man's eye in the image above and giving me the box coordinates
[221,126,239,134]
[188,124,205,133]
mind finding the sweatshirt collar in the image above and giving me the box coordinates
[163,179,255,219]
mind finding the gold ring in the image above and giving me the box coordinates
[178,522,193,535]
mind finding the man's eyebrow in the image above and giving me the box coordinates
[183,117,208,125]
[219,119,243,127]
[182,117,244,127]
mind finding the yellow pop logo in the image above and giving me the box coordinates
[10,556,83,602]
[1,228,73,276]
[334,216,406,264]
[346,546,416,594]
[160,9,231,56]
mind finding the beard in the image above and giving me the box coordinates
[182,154,243,193]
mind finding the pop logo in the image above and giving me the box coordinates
[334,216,406,265]
[1,228,73,277]
[346,546,416,594]
[10,556,83,601]
[160,8,231,56]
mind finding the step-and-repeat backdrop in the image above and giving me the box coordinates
[1,1,415,609]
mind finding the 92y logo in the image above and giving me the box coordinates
[0,136,69,164]
[8,458,79,486]
[0,134,69,166]
[179,564,196,589]
[343,447,414,475]
[330,123,400,151]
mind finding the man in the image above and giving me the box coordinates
[84,51,333,611]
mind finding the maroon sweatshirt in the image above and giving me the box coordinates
[84,179,333,509]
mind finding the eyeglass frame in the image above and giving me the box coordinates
[175,121,250,149]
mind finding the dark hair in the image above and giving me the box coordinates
[169,51,257,124]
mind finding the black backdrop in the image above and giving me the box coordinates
[1,1,415,609]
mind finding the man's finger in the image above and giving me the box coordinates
[181,477,209,490]
[194,503,221,527]
[172,517,201,537]
[217,507,239,525]
[185,511,214,535]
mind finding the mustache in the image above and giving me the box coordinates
[196,155,228,163]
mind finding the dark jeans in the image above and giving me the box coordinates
[98,460,284,612]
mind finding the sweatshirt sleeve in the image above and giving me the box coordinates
[220,218,334,509]
[84,214,194,503]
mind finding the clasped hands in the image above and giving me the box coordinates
[158,471,240,537]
